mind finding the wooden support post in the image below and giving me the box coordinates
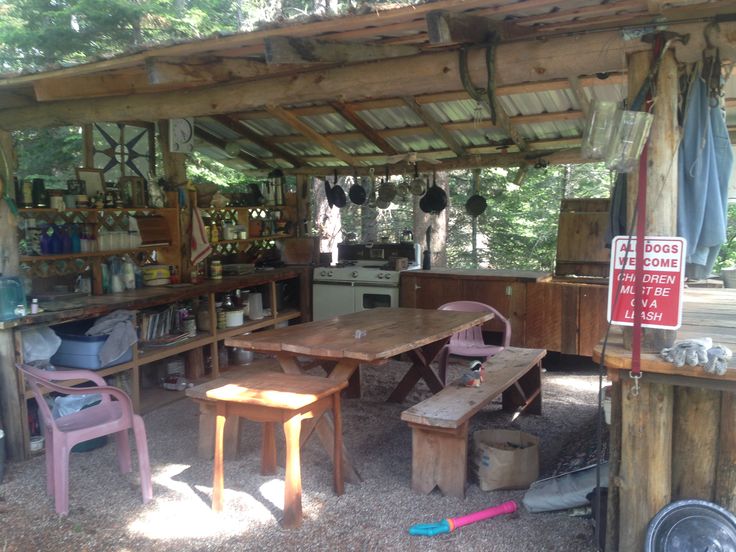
[716,392,736,512]
[618,378,673,552]
[672,387,719,500]
[623,48,679,352]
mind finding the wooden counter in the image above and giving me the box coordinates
[592,288,736,552]
[400,269,608,356]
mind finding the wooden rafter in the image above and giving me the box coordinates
[211,114,304,168]
[401,96,465,157]
[194,126,271,170]
[328,101,399,156]
[265,104,358,166]
[264,36,420,65]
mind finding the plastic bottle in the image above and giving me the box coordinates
[30,298,39,314]
[122,256,136,290]
[70,224,81,253]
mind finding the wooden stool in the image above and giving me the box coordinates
[203,372,347,528]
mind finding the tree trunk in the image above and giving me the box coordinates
[314,177,341,259]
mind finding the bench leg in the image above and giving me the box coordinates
[409,422,469,499]
[502,361,543,415]
[198,402,241,460]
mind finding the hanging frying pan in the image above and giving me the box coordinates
[348,170,367,205]
[424,170,447,214]
[465,168,487,217]
[409,163,425,196]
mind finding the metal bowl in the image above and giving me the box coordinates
[645,499,736,552]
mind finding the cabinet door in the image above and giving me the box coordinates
[578,284,609,356]
[400,275,460,309]
[461,280,526,347]
[526,282,562,352]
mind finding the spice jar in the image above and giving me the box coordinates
[210,260,222,280]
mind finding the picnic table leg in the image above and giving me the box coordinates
[387,343,447,403]
[277,353,362,484]
[261,421,277,475]
[282,413,303,528]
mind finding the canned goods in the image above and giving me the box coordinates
[210,260,222,279]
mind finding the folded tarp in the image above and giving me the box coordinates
[522,462,608,513]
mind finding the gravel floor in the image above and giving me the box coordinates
[0,357,607,551]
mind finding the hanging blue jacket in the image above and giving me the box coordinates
[677,75,733,279]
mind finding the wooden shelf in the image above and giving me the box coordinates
[18,207,177,214]
[20,244,169,262]
[212,233,293,245]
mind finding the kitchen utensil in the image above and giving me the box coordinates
[419,182,431,213]
[348,173,367,205]
[409,163,425,196]
[424,171,447,214]
[465,168,488,217]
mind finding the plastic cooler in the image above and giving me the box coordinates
[50,320,133,370]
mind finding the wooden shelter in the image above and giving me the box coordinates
[1,1,736,550]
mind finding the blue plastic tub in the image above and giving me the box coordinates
[50,320,133,370]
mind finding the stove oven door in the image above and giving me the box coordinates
[312,281,356,321]
[354,284,399,313]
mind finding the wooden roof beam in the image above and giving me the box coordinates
[4,22,728,130]
[193,126,271,170]
[328,101,399,156]
[274,147,586,176]
[266,104,357,166]
[210,114,304,168]
[264,36,420,65]
[401,96,465,158]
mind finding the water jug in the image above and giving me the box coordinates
[0,276,26,321]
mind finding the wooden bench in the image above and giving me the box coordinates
[400,347,546,498]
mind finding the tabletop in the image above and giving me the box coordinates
[186,372,347,410]
[226,307,495,361]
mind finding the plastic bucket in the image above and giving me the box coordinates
[721,269,736,289]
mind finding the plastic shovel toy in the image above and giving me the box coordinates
[409,500,517,536]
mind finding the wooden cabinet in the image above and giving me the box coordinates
[9,268,309,459]
[401,269,608,357]
[400,269,549,348]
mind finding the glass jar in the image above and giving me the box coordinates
[210,260,222,280]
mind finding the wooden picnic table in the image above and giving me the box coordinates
[225,307,494,483]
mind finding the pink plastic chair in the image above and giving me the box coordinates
[435,301,512,384]
[17,364,152,516]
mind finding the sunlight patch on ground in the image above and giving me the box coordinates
[259,479,285,510]
[127,463,277,539]
[549,374,601,394]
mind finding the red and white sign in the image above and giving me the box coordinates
[607,236,686,330]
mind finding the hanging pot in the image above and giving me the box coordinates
[409,163,425,196]
[465,168,487,216]
[423,171,447,214]
[331,170,347,208]
[465,194,487,216]
[348,173,367,205]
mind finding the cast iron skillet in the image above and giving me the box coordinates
[420,172,447,214]
[348,175,367,205]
